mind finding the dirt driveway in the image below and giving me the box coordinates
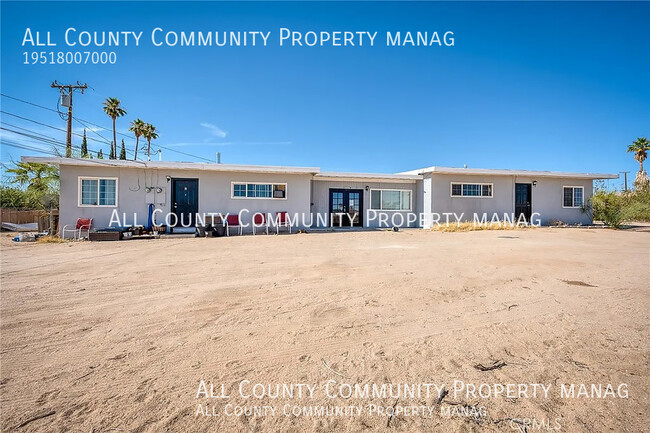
[1,228,648,432]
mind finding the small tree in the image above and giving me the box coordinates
[109,142,116,160]
[81,129,89,158]
[97,149,104,159]
[119,139,127,160]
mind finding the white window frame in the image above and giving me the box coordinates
[562,186,584,208]
[78,176,118,207]
[450,182,493,198]
[369,188,412,211]
[231,181,288,200]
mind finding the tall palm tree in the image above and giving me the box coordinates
[142,123,159,161]
[627,137,649,190]
[102,97,127,159]
[628,137,649,172]
[129,118,145,160]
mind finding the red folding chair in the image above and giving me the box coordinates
[225,214,242,236]
[253,213,268,235]
[62,218,92,240]
[274,212,292,234]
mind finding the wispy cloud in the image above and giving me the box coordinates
[218,141,293,146]
[167,141,293,147]
[73,126,104,134]
[200,122,227,139]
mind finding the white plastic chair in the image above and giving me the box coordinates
[62,218,92,240]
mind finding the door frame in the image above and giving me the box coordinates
[171,178,199,230]
[328,188,364,227]
[514,182,532,221]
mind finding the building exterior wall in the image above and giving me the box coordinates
[513,176,593,225]
[59,163,597,235]
[427,173,593,226]
[311,180,420,228]
[59,165,313,235]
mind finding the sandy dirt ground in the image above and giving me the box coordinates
[1,228,648,433]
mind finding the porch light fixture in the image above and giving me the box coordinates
[532,181,537,187]
[166,175,171,183]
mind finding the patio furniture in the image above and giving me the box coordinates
[62,218,92,240]
[89,229,123,241]
[275,212,292,234]
[225,214,242,236]
[253,213,268,235]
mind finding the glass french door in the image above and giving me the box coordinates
[329,189,363,227]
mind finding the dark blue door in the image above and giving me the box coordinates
[172,178,199,228]
[515,183,532,221]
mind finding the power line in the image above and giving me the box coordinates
[0,127,102,157]
[0,93,59,113]
[1,140,60,156]
[0,110,112,147]
[0,111,134,159]
[73,117,137,157]
[1,121,62,142]
[1,92,214,163]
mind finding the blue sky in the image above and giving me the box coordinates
[1,1,649,189]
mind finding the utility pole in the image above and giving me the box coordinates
[620,171,630,191]
[51,81,87,157]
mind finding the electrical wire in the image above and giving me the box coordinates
[1,93,215,163]
[0,110,112,146]
[1,140,60,156]
[0,126,102,157]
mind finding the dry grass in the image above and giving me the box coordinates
[36,235,65,244]
[431,222,535,232]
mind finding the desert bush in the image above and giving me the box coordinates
[591,191,625,228]
[591,189,650,227]
[622,189,650,221]
[431,222,533,232]
[36,235,64,244]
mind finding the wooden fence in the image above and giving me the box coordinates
[0,208,59,232]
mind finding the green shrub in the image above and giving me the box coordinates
[591,189,650,227]
[622,190,650,222]
[592,191,625,228]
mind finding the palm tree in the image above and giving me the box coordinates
[6,162,59,193]
[627,137,649,190]
[102,97,127,159]
[129,118,145,160]
[142,123,159,161]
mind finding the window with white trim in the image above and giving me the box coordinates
[451,183,493,197]
[370,189,411,211]
[79,177,117,206]
[232,182,286,199]
[563,186,584,208]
